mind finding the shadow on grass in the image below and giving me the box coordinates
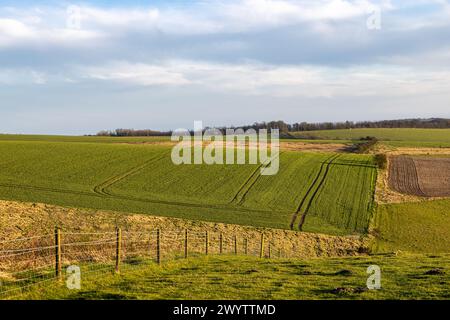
[67,291,135,300]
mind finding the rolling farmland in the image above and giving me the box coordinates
[0,136,377,236]
[1,131,449,301]
[292,128,450,147]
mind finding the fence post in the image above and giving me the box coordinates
[234,235,238,255]
[55,227,62,280]
[259,233,264,259]
[219,233,223,254]
[244,238,248,255]
[156,229,161,265]
[115,227,122,274]
[268,243,271,259]
[184,229,188,259]
[205,231,209,256]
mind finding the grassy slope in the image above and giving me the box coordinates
[17,254,450,300]
[0,139,376,235]
[0,134,448,300]
[108,153,259,205]
[292,128,450,147]
[0,141,168,191]
[372,200,450,253]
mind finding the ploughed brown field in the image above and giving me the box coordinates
[389,156,450,197]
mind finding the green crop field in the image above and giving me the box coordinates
[0,136,377,236]
[303,155,377,234]
[292,128,450,147]
[14,254,450,300]
[372,199,450,253]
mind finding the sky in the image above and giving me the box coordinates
[0,0,449,135]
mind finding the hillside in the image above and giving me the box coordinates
[0,136,377,235]
[15,254,450,300]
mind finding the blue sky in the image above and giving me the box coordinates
[1,0,449,134]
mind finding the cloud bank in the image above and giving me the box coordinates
[0,0,449,133]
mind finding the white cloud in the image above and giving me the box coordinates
[0,16,104,48]
[82,61,190,86]
[1,1,450,101]
[0,0,448,51]
[0,68,48,85]
[0,18,35,46]
[78,60,450,98]
[80,7,160,28]
[31,71,47,85]
[0,1,407,47]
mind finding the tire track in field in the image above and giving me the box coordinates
[388,156,426,196]
[0,154,169,200]
[410,158,427,197]
[0,151,294,223]
[0,183,101,198]
[0,180,290,218]
[289,154,338,229]
[92,153,167,196]
[229,152,283,206]
[97,190,284,215]
[229,164,263,205]
[297,154,341,231]
[289,154,340,230]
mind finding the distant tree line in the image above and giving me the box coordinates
[235,118,450,133]
[96,118,450,136]
[290,118,450,132]
[96,129,172,137]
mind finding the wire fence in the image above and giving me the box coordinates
[0,228,289,299]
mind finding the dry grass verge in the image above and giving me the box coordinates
[0,199,366,268]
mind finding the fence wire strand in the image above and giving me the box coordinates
[1,229,286,299]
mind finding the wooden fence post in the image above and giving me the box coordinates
[205,231,209,256]
[184,229,188,259]
[244,238,248,255]
[115,227,122,274]
[55,227,62,280]
[156,229,161,265]
[259,233,264,259]
[268,243,271,259]
[234,235,238,255]
[219,233,223,254]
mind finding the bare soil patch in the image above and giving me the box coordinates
[414,157,450,197]
[388,156,450,197]
[388,156,425,197]
[375,164,424,204]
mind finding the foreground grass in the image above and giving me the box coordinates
[15,254,450,300]
[372,200,450,253]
